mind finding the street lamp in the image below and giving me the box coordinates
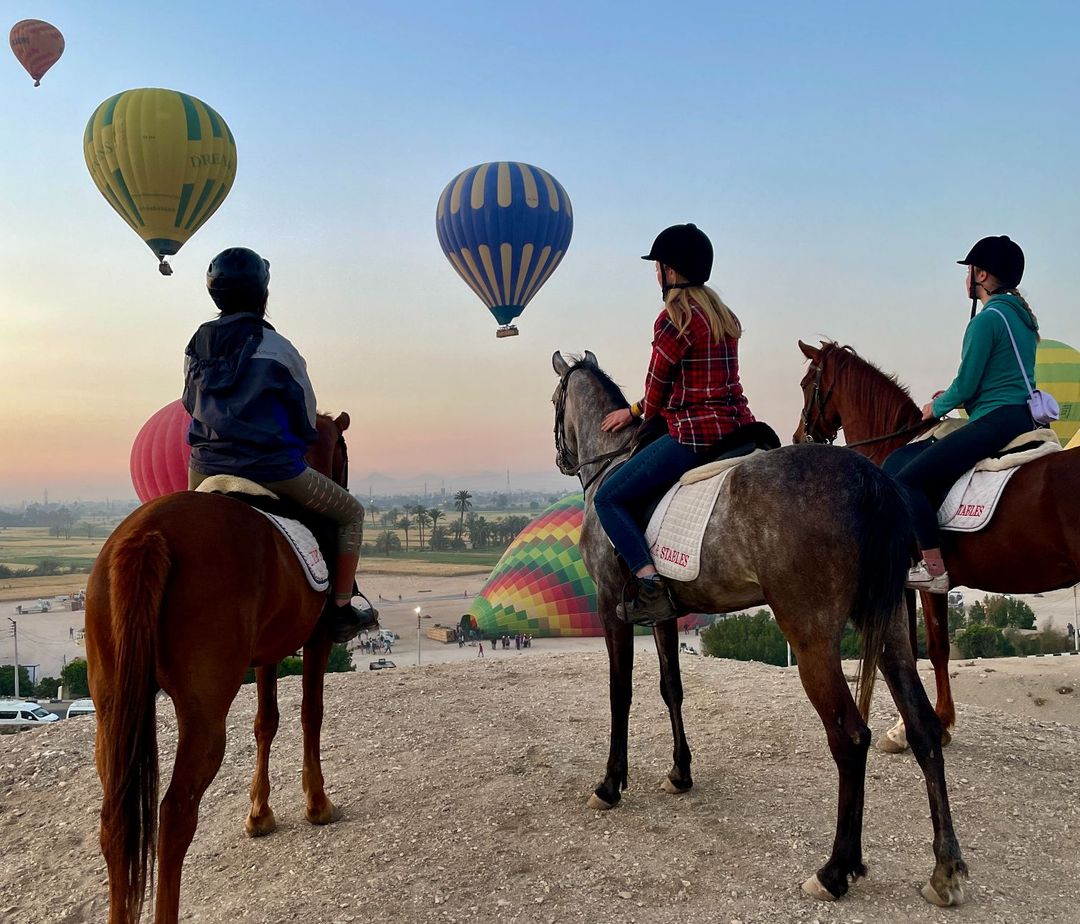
[415,607,422,665]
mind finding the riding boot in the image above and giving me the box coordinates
[321,593,380,643]
[616,575,677,626]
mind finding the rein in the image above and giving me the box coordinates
[554,364,634,492]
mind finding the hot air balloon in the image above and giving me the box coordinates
[436,161,573,338]
[84,88,238,275]
[467,494,710,637]
[1036,339,1080,444]
[130,400,192,502]
[9,19,64,86]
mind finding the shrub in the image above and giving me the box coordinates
[954,624,1006,659]
[61,658,90,697]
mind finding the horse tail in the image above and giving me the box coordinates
[849,463,911,722]
[99,529,169,924]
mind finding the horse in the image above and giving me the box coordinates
[795,339,1080,749]
[551,351,966,905]
[86,412,356,924]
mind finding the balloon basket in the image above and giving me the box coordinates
[496,325,519,339]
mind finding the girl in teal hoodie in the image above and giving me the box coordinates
[886,236,1038,592]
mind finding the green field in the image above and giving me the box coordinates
[0,527,110,573]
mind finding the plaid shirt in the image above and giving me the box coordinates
[641,303,755,449]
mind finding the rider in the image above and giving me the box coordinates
[595,223,756,624]
[182,246,377,642]
[890,235,1039,593]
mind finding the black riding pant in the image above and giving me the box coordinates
[884,404,1035,550]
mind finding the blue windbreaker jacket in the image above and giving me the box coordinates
[182,313,318,481]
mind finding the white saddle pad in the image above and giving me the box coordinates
[644,468,734,582]
[936,430,1060,533]
[255,510,330,591]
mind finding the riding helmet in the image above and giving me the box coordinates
[207,247,271,311]
[641,223,713,285]
[957,235,1024,289]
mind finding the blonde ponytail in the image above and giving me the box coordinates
[664,285,742,343]
[1002,288,1040,343]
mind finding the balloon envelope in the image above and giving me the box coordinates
[84,88,237,271]
[130,400,192,502]
[467,494,710,637]
[436,161,573,331]
[9,19,64,86]
[1035,339,1080,443]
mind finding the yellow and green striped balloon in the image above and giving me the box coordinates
[84,88,237,275]
[1036,339,1080,443]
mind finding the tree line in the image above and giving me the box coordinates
[365,490,532,553]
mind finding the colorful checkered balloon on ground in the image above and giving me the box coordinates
[469,494,597,637]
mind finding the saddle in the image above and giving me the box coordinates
[194,475,350,595]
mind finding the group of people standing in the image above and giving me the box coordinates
[179,227,1044,635]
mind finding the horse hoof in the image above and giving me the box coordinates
[587,793,614,811]
[660,777,691,795]
[244,811,276,838]
[876,734,908,754]
[941,727,953,747]
[922,880,964,907]
[306,800,338,826]
[801,874,837,902]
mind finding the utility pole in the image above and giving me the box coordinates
[8,618,19,699]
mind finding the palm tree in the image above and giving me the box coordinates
[367,502,380,528]
[454,490,473,541]
[398,515,413,551]
[427,508,443,548]
[413,505,430,550]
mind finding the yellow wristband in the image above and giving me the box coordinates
[630,402,643,418]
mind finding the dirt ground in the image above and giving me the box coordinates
[0,647,1078,924]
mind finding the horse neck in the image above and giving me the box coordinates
[310,417,346,486]
[571,376,631,482]
[830,352,922,465]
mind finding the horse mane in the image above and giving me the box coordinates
[568,356,631,410]
[819,341,921,432]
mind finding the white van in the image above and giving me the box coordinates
[66,698,96,719]
[0,700,60,727]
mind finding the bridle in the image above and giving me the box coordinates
[554,364,634,492]
[799,350,935,449]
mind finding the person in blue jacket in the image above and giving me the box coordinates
[887,236,1039,593]
[182,247,376,642]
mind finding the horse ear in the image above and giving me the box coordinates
[798,340,819,361]
[552,351,570,376]
[583,350,598,367]
[334,412,350,432]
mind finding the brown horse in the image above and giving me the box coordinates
[86,412,356,924]
[553,352,966,906]
[795,340,1080,746]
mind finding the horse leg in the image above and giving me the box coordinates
[155,708,228,924]
[588,596,634,810]
[877,620,967,906]
[301,633,336,825]
[651,619,692,795]
[792,640,871,902]
[245,665,279,837]
[922,592,955,743]
[877,588,918,754]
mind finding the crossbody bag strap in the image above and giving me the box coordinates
[984,306,1035,398]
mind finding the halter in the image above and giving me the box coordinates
[554,364,634,492]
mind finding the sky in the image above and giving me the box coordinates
[1,1,1078,503]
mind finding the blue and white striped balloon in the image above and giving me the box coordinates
[436,162,573,335]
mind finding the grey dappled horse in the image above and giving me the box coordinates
[551,351,966,906]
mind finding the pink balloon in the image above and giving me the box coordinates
[130,400,192,502]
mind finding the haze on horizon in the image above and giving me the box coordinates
[2,2,1078,505]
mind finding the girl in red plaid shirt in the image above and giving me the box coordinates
[595,224,756,624]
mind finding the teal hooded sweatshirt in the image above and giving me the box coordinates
[931,294,1038,422]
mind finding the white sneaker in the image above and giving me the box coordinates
[906,562,949,594]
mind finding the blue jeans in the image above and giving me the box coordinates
[885,404,1035,550]
[594,435,702,573]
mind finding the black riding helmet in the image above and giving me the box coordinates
[207,247,271,314]
[957,235,1024,289]
[642,223,713,288]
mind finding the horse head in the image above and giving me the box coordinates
[308,412,351,489]
[795,340,845,445]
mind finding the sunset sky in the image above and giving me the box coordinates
[1,1,1078,503]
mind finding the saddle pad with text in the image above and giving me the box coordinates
[644,468,734,582]
[937,468,1018,533]
[255,510,329,591]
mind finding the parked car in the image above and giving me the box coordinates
[0,700,61,728]
[369,658,396,671]
[66,698,96,719]
[14,600,51,615]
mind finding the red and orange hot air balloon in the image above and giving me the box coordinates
[130,400,192,502]
[9,19,64,87]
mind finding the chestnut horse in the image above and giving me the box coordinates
[553,352,966,906]
[795,340,1080,747]
[86,412,356,924]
